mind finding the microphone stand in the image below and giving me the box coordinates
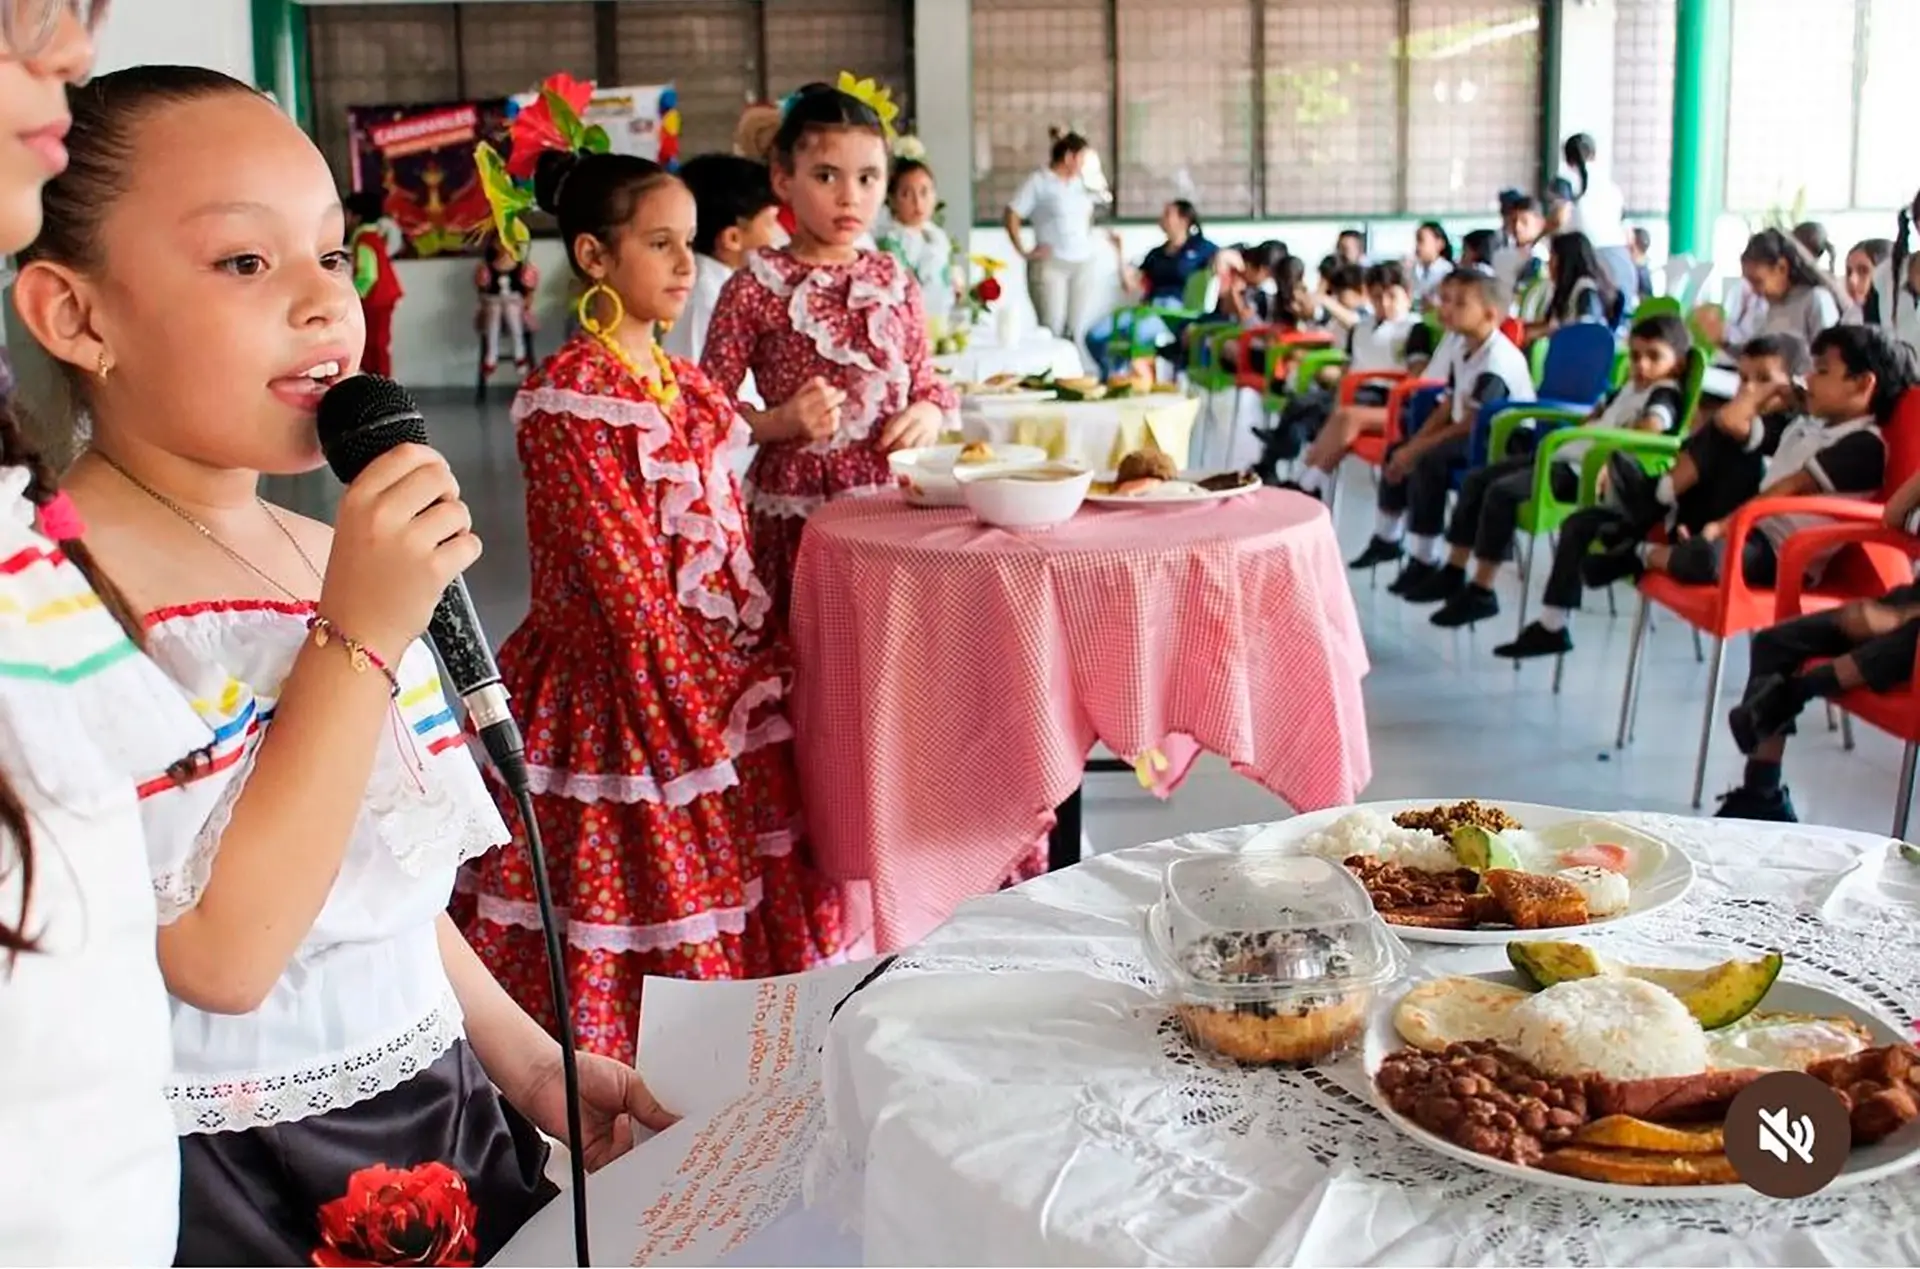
[488,740,592,1266]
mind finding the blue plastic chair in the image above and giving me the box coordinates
[1467,323,1619,468]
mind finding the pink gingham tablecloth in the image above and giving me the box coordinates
[788,489,1371,950]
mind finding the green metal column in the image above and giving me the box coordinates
[1667,0,1731,257]
[251,0,311,134]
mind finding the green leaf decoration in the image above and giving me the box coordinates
[580,123,611,154]
[543,87,586,147]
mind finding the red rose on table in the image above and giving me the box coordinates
[975,277,1002,303]
[311,1162,479,1267]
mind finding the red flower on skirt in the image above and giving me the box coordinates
[311,1162,479,1267]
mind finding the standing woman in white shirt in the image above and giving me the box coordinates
[1561,133,1640,306]
[0,4,224,1265]
[1002,130,1101,340]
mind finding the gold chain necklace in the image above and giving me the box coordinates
[92,451,323,603]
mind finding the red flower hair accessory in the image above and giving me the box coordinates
[476,72,611,260]
[311,1161,479,1268]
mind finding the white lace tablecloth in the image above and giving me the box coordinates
[809,815,1920,1266]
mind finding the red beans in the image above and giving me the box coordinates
[1376,1041,1593,1165]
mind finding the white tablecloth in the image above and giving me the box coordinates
[934,331,1086,384]
[810,815,1920,1266]
[959,394,1203,472]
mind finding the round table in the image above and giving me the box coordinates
[787,490,1370,952]
[811,815,1920,1265]
[960,394,1204,472]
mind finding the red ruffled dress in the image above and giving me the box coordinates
[458,333,849,1061]
[699,247,959,619]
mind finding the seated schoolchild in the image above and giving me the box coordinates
[1346,270,1535,584]
[1718,466,1920,822]
[1408,314,1689,627]
[1521,230,1621,345]
[1498,328,1917,660]
[1263,261,1420,487]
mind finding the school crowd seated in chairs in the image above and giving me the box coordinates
[1121,183,1920,835]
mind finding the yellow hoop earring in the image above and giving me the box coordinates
[658,318,674,335]
[576,282,624,339]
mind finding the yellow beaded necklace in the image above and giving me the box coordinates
[577,280,680,408]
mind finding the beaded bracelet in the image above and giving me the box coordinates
[307,614,400,697]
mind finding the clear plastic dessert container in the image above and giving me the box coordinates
[1143,852,1407,1066]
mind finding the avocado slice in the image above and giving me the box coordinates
[1452,824,1522,873]
[1507,941,1783,1030]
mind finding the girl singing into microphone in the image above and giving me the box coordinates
[458,76,853,1065]
[12,66,671,1265]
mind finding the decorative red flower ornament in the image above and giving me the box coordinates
[505,72,596,180]
[976,276,1002,303]
[310,1162,479,1267]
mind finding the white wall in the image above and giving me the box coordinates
[91,0,252,80]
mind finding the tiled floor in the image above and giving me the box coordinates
[272,387,1917,858]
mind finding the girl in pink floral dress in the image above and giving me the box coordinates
[701,83,958,618]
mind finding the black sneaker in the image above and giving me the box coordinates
[1714,784,1799,822]
[1580,543,1644,590]
[1493,621,1573,660]
[1387,558,1439,596]
[1400,563,1466,604]
[1728,673,1805,755]
[1348,536,1405,570]
[1432,584,1500,628]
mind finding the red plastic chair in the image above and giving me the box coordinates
[1617,388,1920,807]
[1773,521,1920,836]
[1231,325,1335,394]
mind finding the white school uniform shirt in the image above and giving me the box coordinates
[1408,257,1453,307]
[0,466,212,1265]
[1429,329,1535,423]
[875,211,956,325]
[1492,239,1547,311]
[1746,413,1887,554]
[1562,377,1685,466]
[139,605,508,1136]
[1868,258,1920,353]
[1348,313,1418,372]
[1007,169,1096,264]
[1565,163,1629,250]
[665,254,762,408]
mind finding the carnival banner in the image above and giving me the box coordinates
[347,98,512,259]
[507,82,680,169]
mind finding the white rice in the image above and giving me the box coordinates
[1297,810,1458,873]
[1556,865,1631,918]
[1508,978,1708,1080]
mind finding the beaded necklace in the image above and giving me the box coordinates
[592,328,679,408]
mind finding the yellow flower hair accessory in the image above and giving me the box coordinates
[835,70,899,142]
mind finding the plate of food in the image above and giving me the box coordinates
[1365,948,1920,1197]
[1086,450,1262,504]
[889,441,1049,506]
[957,372,1057,403]
[1251,799,1694,944]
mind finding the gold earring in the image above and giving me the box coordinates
[658,318,674,335]
[576,282,624,340]
[95,350,111,380]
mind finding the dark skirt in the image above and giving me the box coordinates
[176,1040,556,1267]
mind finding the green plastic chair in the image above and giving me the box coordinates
[1491,346,1708,686]
[1104,269,1215,369]
[1632,295,1683,320]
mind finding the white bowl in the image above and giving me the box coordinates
[889,443,1049,506]
[953,462,1092,529]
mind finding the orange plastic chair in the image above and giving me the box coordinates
[1773,520,1920,837]
[1616,388,1920,807]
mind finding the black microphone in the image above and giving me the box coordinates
[314,375,529,791]
[315,374,591,1268]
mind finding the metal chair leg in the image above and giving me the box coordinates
[1896,742,1918,840]
[1826,700,1839,732]
[1551,651,1566,695]
[1606,584,1617,617]
[1513,533,1536,662]
[1617,593,1652,748]
[1841,710,1857,751]
[1690,635,1727,809]
[1692,627,1705,663]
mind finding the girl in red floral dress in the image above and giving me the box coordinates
[701,83,959,619]
[461,86,851,1061]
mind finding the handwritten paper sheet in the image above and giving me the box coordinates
[493,959,876,1267]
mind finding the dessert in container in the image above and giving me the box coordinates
[1144,852,1407,1066]
[953,461,1092,529]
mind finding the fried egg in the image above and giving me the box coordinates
[1704,1011,1873,1071]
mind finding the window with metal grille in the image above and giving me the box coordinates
[305,2,910,184]
[1262,0,1401,217]
[1402,0,1541,214]
[974,0,1541,221]
[970,0,1115,218]
[1610,0,1673,214]
[456,3,598,100]
[764,0,910,112]
[1114,0,1257,219]
[306,4,459,182]
[1725,0,1856,214]
[613,1,761,159]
